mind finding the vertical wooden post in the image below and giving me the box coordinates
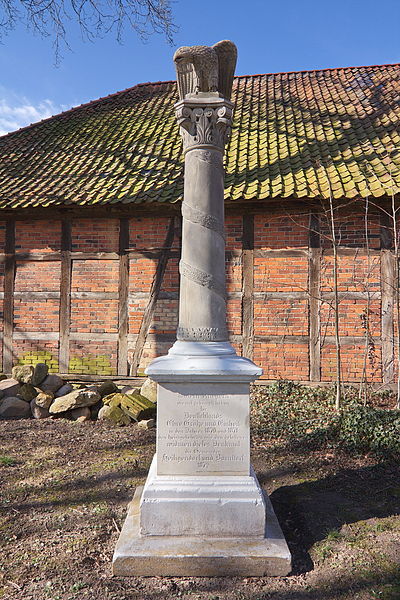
[380,211,395,384]
[130,217,176,376]
[3,220,15,374]
[309,213,321,381]
[59,219,72,373]
[118,218,129,375]
[242,214,254,360]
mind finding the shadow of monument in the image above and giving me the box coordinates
[263,460,400,575]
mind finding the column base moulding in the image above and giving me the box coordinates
[112,484,291,577]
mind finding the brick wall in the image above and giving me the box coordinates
[0,202,395,384]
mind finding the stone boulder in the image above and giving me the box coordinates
[0,397,31,419]
[120,385,140,396]
[30,398,50,419]
[137,418,156,430]
[31,363,49,386]
[97,381,119,398]
[98,404,131,426]
[40,374,64,394]
[103,392,156,422]
[12,365,34,384]
[0,379,21,400]
[140,378,157,404]
[35,391,54,410]
[18,384,38,403]
[71,407,91,422]
[49,388,101,414]
[54,383,74,398]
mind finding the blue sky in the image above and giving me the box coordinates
[0,0,399,134]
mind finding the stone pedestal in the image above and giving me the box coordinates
[112,342,291,576]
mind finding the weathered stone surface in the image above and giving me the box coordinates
[120,385,140,396]
[140,378,157,404]
[0,397,31,419]
[12,365,34,384]
[49,388,101,414]
[35,391,54,409]
[40,374,64,394]
[18,384,38,403]
[113,486,292,577]
[54,383,73,398]
[137,418,155,430]
[98,405,112,420]
[30,398,50,419]
[0,379,21,400]
[71,406,91,422]
[98,404,131,426]
[98,381,119,398]
[31,363,49,386]
[0,374,7,382]
[103,392,155,421]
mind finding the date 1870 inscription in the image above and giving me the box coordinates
[157,386,249,475]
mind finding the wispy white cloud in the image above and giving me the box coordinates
[0,88,70,136]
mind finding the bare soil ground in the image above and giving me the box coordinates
[0,416,399,600]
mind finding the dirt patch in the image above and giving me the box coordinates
[0,419,399,600]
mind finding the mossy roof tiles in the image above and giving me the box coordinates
[1,63,400,209]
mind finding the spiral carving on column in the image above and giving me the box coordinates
[179,260,226,301]
[181,202,225,240]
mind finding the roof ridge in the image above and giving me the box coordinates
[1,62,399,140]
[236,61,400,79]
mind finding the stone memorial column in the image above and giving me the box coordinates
[113,41,291,577]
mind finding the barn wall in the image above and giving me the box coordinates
[0,203,394,383]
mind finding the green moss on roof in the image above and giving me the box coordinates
[1,64,400,209]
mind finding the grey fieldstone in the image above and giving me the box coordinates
[0,379,21,400]
[71,407,91,422]
[49,388,101,414]
[18,384,38,403]
[98,405,113,421]
[30,398,50,419]
[12,365,34,384]
[40,374,64,394]
[137,418,156,430]
[54,383,74,398]
[97,403,130,426]
[140,378,157,404]
[31,363,49,386]
[0,397,31,419]
[120,385,140,396]
[97,381,119,398]
[35,391,54,409]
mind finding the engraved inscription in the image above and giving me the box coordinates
[157,386,249,475]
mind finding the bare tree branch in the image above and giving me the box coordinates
[0,0,176,62]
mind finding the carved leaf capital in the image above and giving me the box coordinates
[175,99,233,153]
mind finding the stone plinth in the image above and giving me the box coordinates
[113,486,291,577]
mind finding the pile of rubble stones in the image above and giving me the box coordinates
[0,364,156,428]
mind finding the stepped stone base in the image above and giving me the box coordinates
[112,486,292,577]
